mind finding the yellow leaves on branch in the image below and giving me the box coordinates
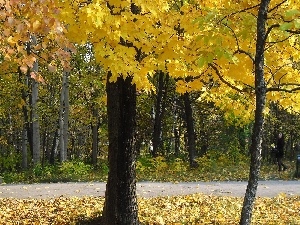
[0,0,73,79]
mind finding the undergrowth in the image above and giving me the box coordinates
[0,150,298,184]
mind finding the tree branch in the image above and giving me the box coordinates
[233,49,255,63]
[218,4,260,23]
[208,63,252,93]
[265,33,293,51]
[285,29,300,34]
[265,24,280,41]
[267,86,300,93]
[268,0,288,13]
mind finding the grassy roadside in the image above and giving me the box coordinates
[1,152,298,184]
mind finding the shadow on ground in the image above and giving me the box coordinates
[76,217,103,225]
[75,212,103,225]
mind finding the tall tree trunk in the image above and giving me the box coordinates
[59,70,69,162]
[19,67,31,169]
[240,1,269,224]
[50,128,58,165]
[172,97,181,157]
[21,125,28,169]
[183,92,198,167]
[152,71,169,157]
[101,74,138,225]
[174,127,180,157]
[91,107,99,166]
[31,59,40,165]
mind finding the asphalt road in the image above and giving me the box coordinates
[0,180,299,199]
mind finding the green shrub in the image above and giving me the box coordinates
[0,150,20,172]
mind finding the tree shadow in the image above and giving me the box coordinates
[75,213,103,225]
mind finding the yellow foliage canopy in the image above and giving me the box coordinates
[1,0,300,117]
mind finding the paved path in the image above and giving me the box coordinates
[0,180,299,199]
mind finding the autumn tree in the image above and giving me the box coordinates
[191,1,300,224]
[57,0,210,223]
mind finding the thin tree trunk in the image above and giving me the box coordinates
[50,128,58,165]
[152,71,169,157]
[32,58,40,165]
[21,125,28,169]
[59,70,69,162]
[173,97,180,157]
[91,107,99,166]
[19,67,31,169]
[240,1,269,224]
[101,74,138,225]
[174,126,180,157]
[183,92,198,167]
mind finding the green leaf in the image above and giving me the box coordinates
[294,19,300,29]
[285,9,300,18]
[197,57,206,68]
[279,22,293,31]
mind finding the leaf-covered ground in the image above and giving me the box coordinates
[1,153,299,224]
[0,194,299,224]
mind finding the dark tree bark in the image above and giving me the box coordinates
[240,1,269,224]
[174,126,180,157]
[91,107,99,166]
[183,92,198,167]
[101,74,138,225]
[152,71,169,157]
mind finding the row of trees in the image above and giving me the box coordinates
[1,0,300,224]
[3,53,300,170]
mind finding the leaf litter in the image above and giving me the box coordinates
[0,194,299,224]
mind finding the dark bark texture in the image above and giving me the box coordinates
[183,92,198,167]
[240,1,269,224]
[91,107,99,166]
[152,71,169,157]
[102,74,138,225]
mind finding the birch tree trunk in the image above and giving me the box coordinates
[240,1,269,224]
[59,70,69,162]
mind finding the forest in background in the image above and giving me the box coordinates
[1,43,300,179]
